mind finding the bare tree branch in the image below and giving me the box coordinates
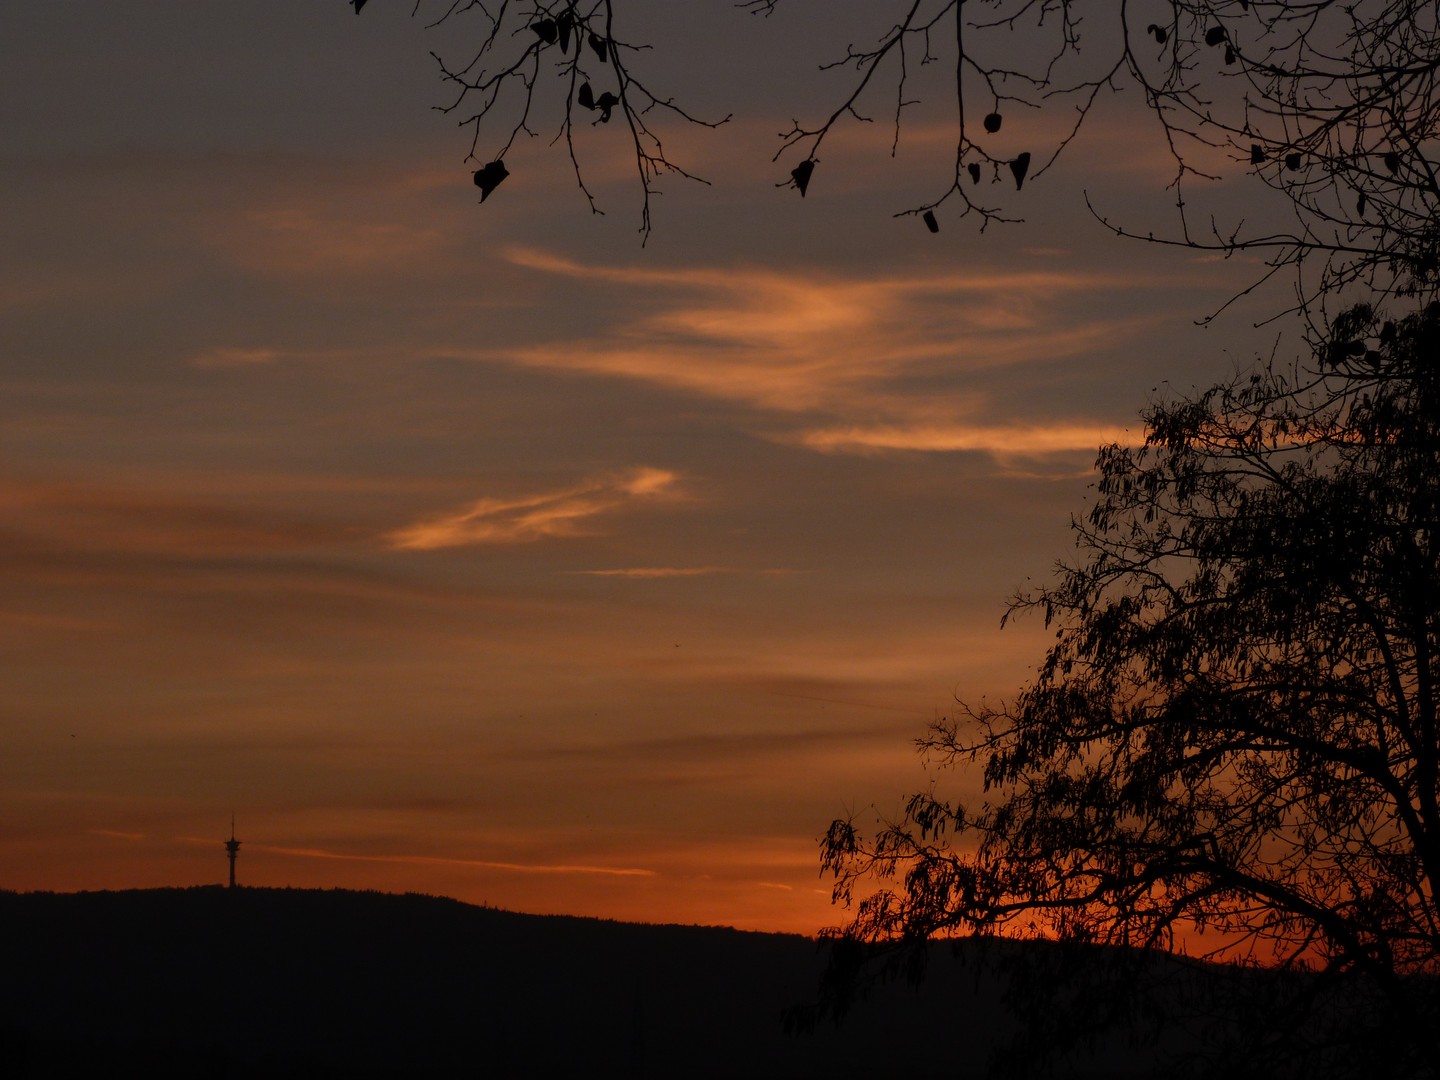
[392,1,1440,308]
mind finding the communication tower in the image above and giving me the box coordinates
[224,816,241,888]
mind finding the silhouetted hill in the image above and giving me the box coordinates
[0,887,1256,1078]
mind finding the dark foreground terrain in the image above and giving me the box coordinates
[0,887,1281,1078]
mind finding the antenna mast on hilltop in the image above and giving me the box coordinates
[224,815,241,888]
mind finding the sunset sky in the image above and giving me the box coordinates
[3,2,1290,933]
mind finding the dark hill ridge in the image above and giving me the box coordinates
[2,886,982,1078]
[0,886,1247,1077]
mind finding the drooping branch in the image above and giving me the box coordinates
[393,3,1440,303]
[420,0,730,240]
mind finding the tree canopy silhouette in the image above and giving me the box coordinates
[353,7,1440,1065]
[819,302,1440,1073]
[382,0,1440,303]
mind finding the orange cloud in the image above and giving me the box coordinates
[187,346,285,368]
[567,566,792,578]
[0,480,343,560]
[238,842,656,878]
[183,156,486,290]
[798,421,1132,455]
[427,248,1177,461]
[386,467,681,550]
[239,206,445,276]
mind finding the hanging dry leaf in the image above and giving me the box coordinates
[473,160,509,202]
[1010,152,1031,190]
[790,159,816,196]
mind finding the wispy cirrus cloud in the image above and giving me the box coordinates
[207,164,457,281]
[177,837,654,878]
[185,344,406,369]
[490,247,1152,412]
[386,467,680,551]
[566,566,792,579]
[798,420,1132,456]
[426,247,1176,463]
[188,346,286,368]
[257,844,656,878]
[0,480,344,559]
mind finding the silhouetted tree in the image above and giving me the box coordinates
[819,302,1440,1075]
[383,1,1439,302]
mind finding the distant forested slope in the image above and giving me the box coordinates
[0,886,1234,1077]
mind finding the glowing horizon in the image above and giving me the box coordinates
[1,1,1281,934]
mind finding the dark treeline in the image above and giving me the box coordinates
[0,885,1297,1078]
[0,887,1393,1080]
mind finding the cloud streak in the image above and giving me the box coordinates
[567,566,791,578]
[798,420,1132,456]
[386,467,681,550]
[1,480,345,560]
[490,247,1153,411]
[421,247,1180,465]
[180,838,655,878]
